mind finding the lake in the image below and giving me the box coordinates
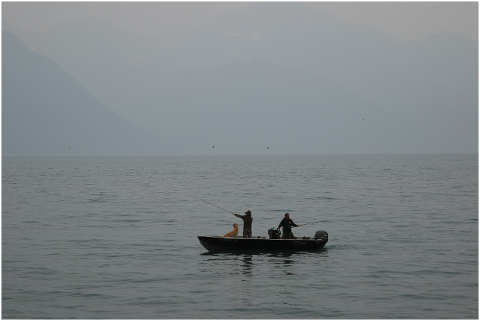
[2,154,477,318]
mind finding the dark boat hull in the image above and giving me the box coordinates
[198,234,328,253]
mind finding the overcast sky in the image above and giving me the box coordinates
[3,2,477,42]
[3,1,477,155]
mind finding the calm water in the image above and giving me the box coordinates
[2,154,478,319]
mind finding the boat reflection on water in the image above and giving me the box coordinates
[199,249,329,308]
[241,255,253,277]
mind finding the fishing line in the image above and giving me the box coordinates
[297,220,324,227]
[189,194,324,226]
[188,194,235,215]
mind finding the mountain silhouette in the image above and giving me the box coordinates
[3,30,158,155]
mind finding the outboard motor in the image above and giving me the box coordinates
[314,230,328,242]
[268,228,281,239]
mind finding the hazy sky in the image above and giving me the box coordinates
[3,1,477,155]
[3,2,477,42]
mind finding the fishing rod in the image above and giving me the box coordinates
[188,194,235,215]
[189,194,323,226]
[296,220,324,227]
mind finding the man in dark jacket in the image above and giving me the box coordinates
[277,213,298,239]
[233,210,253,238]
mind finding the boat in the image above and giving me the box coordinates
[198,229,328,253]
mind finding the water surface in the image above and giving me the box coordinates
[3,154,477,318]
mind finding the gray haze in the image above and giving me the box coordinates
[3,2,477,41]
[2,2,478,155]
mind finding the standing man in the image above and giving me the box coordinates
[233,210,253,238]
[277,213,298,239]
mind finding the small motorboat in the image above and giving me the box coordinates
[198,229,328,253]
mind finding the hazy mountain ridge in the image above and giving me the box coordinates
[94,59,473,154]
[3,3,477,154]
[7,5,475,90]
[2,30,159,155]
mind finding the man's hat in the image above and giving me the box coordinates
[245,210,252,216]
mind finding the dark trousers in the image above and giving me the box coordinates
[282,232,295,239]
